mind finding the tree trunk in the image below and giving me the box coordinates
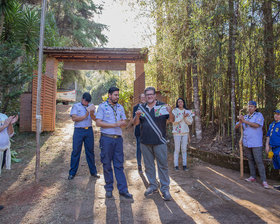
[156,0,164,91]
[262,0,276,122]
[228,0,237,150]
[192,50,202,141]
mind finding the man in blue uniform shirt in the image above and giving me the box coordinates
[95,87,133,199]
[265,109,280,169]
[68,92,99,180]
[266,109,280,191]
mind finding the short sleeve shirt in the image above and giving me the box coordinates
[139,101,169,145]
[266,121,280,148]
[70,102,92,128]
[95,101,126,136]
[236,112,264,147]
[0,113,10,150]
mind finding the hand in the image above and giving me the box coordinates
[166,105,172,113]
[4,116,13,127]
[87,104,96,113]
[85,111,89,118]
[11,115,18,124]
[135,110,142,117]
[115,119,126,127]
[184,111,189,117]
[239,115,245,122]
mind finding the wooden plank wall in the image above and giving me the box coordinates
[19,93,32,132]
[32,75,56,132]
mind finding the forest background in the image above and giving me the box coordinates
[0,0,279,152]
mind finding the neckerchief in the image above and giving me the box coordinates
[270,121,280,137]
[107,100,118,122]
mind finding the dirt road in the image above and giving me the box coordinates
[0,105,279,223]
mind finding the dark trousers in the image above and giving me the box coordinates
[99,135,128,193]
[136,135,142,166]
[69,127,97,176]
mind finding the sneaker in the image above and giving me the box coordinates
[273,185,280,191]
[245,176,256,182]
[144,187,158,196]
[183,166,189,171]
[162,191,172,201]
[262,181,269,189]
[175,166,179,171]
[0,205,4,211]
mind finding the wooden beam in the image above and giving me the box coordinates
[63,61,127,71]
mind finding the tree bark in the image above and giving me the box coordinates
[228,0,237,150]
[262,0,276,122]
[191,50,202,141]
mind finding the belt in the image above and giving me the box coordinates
[101,133,122,139]
[75,127,92,130]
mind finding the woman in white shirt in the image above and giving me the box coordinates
[0,113,18,175]
[172,98,193,171]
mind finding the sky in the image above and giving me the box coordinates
[95,0,154,48]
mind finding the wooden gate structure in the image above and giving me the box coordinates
[20,47,148,132]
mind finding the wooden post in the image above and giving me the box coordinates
[134,62,145,103]
[35,0,47,182]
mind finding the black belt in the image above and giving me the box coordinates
[101,133,122,139]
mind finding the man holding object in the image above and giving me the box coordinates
[134,86,174,201]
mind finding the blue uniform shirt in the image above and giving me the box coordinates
[70,102,93,128]
[236,112,264,147]
[267,121,280,148]
[95,100,126,136]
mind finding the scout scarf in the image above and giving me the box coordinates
[138,104,167,144]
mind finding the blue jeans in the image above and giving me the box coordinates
[69,127,97,176]
[136,135,142,166]
[99,136,128,193]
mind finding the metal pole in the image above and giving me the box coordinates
[35,0,47,182]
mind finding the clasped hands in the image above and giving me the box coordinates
[4,115,18,127]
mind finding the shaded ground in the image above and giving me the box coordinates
[0,105,280,224]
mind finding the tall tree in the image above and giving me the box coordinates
[262,0,276,121]
[228,0,237,149]
[48,0,108,47]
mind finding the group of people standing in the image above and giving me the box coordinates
[68,86,195,201]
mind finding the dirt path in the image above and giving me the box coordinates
[0,105,280,224]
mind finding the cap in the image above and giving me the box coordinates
[248,101,257,106]
[274,109,280,114]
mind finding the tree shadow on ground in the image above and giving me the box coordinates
[0,131,51,197]
[169,160,280,223]
[139,172,196,223]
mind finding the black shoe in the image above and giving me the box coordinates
[162,191,172,201]
[91,173,100,178]
[106,191,113,198]
[183,166,189,171]
[0,205,4,211]
[175,166,179,171]
[119,192,133,199]
[138,165,143,173]
[68,175,75,180]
